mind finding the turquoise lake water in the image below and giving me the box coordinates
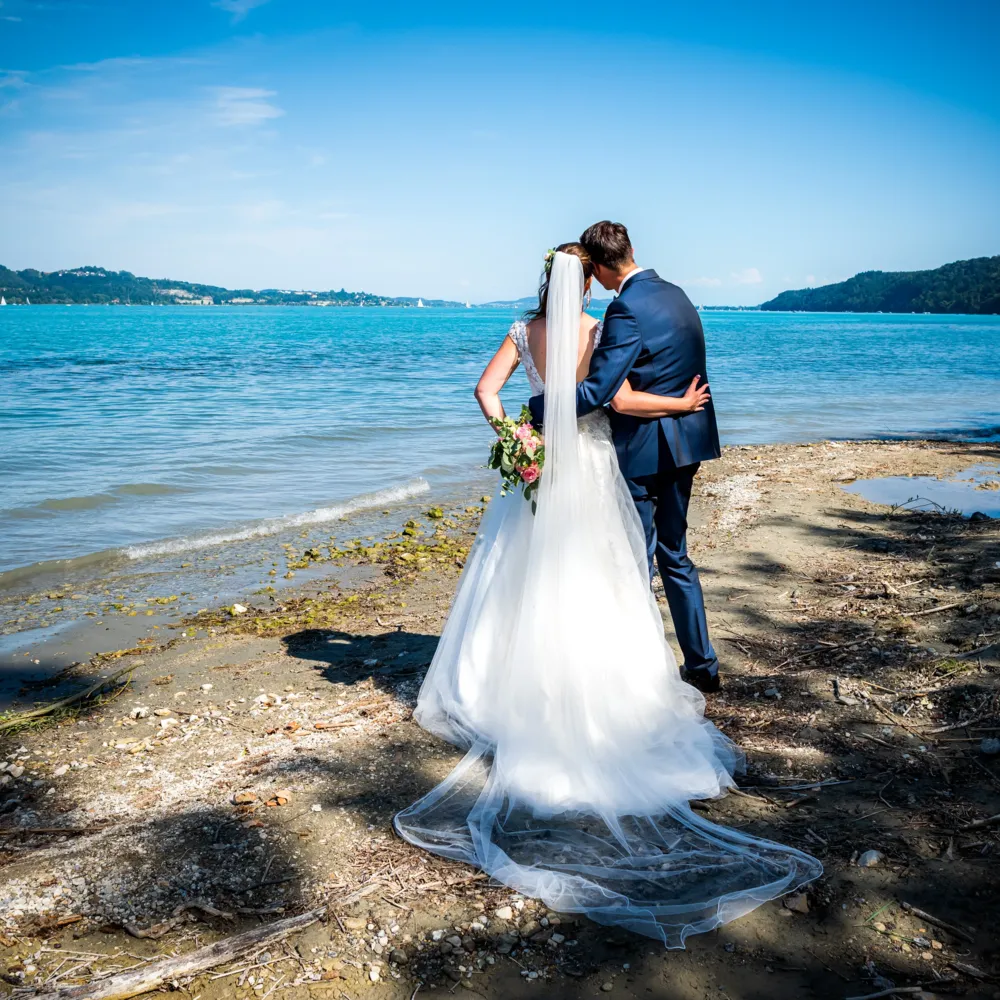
[1,306,998,638]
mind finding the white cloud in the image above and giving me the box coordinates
[685,276,723,288]
[63,57,151,73]
[212,0,270,22]
[731,267,763,285]
[212,87,284,127]
[0,69,27,89]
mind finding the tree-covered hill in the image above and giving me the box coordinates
[760,256,1000,314]
[0,265,463,307]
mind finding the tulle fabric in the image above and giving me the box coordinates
[395,253,821,946]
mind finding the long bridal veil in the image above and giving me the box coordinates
[394,252,821,946]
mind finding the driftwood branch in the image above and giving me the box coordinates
[954,642,996,660]
[958,812,1000,832]
[0,665,134,733]
[0,826,111,838]
[900,901,975,943]
[31,906,325,1000]
[843,988,929,1000]
[908,601,962,618]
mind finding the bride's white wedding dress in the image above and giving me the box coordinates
[395,254,820,946]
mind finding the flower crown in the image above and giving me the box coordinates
[543,248,557,275]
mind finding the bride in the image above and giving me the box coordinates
[394,246,820,946]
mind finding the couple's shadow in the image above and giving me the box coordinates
[281,625,438,695]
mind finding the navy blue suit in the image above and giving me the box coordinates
[528,270,721,677]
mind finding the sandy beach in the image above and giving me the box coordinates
[1,438,999,1000]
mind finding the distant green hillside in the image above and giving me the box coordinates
[760,256,1000,314]
[0,265,463,307]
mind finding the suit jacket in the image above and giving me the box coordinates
[529,270,721,478]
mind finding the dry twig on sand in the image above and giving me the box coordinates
[844,988,929,1000]
[958,812,1000,832]
[900,901,975,943]
[31,907,325,1000]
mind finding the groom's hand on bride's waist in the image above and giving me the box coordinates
[527,393,544,430]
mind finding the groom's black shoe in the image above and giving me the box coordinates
[681,668,721,694]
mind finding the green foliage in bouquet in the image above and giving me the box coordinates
[487,405,545,511]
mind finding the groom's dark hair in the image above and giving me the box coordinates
[580,221,634,270]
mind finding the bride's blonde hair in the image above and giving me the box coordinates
[524,242,594,321]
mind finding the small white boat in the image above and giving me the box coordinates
[465,301,471,308]
[0,296,6,306]
[417,298,425,308]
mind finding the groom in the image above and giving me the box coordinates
[529,221,722,693]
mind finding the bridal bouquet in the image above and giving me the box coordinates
[488,405,544,509]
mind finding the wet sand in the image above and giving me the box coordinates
[1,438,999,1000]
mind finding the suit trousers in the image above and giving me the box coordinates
[626,463,719,677]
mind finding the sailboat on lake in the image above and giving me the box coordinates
[0,296,6,306]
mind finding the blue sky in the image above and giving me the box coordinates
[1,1,998,304]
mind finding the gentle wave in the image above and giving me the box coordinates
[113,482,195,497]
[0,547,127,594]
[36,492,121,513]
[4,481,193,519]
[123,479,431,559]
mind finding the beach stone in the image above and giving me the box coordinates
[783,893,810,914]
[231,603,248,615]
[763,686,781,699]
[343,917,367,931]
[53,764,69,777]
[389,949,408,965]
[601,983,614,992]
[857,850,884,868]
[496,934,517,955]
[980,738,1000,756]
[130,707,149,720]
[494,905,513,921]
[519,919,540,937]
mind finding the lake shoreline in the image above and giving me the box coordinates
[3,437,997,697]
[1,436,998,998]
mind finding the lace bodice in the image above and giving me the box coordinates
[508,318,603,395]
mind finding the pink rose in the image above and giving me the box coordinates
[515,424,533,442]
[520,464,540,485]
[522,441,536,459]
